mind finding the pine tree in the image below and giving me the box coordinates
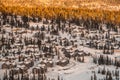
[94,72,97,80]
[108,73,112,80]
[58,75,60,80]
[98,68,101,74]
[102,66,106,75]
[91,76,93,80]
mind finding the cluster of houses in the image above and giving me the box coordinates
[0,12,120,80]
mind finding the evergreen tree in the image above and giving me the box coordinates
[94,72,97,80]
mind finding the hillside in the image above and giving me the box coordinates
[53,0,120,10]
[0,0,120,23]
[1,0,120,10]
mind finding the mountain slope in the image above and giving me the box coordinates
[1,0,120,10]
[0,0,120,23]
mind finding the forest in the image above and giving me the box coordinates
[0,3,120,25]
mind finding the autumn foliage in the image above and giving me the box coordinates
[0,4,120,24]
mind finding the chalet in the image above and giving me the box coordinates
[2,61,16,69]
[56,58,69,67]
[17,65,28,73]
[46,60,54,67]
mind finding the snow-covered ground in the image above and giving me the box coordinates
[0,21,120,80]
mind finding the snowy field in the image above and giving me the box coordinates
[0,19,120,80]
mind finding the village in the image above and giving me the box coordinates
[0,12,120,80]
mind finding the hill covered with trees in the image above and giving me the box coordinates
[0,0,120,24]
